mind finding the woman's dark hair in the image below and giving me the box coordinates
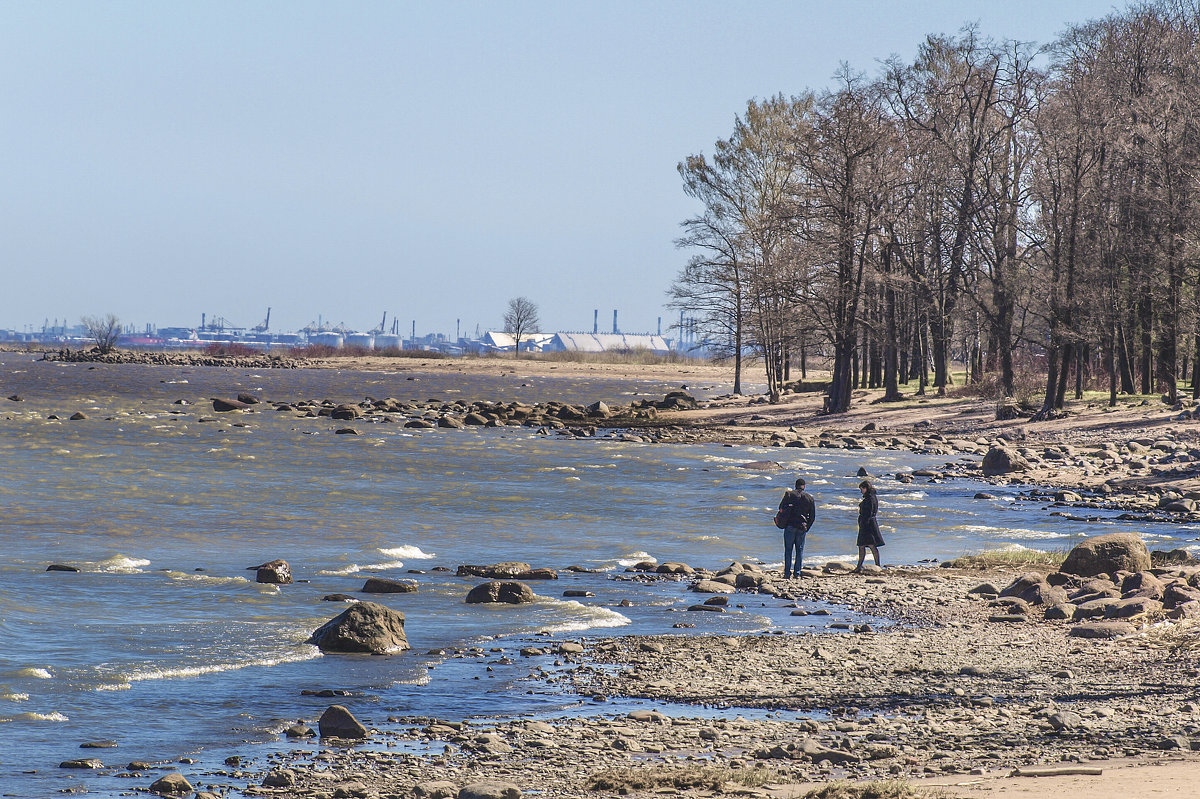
[859,480,874,492]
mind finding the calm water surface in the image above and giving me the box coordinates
[1,353,1196,796]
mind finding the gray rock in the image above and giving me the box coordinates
[262,769,297,787]
[414,781,459,799]
[457,562,532,579]
[319,704,369,739]
[1060,533,1151,577]
[690,579,735,594]
[982,446,1029,476]
[1048,710,1083,731]
[458,781,522,799]
[1069,621,1137,639]
[308,601,410,653]
[248,558,292,584]
[1044,602,1077,620]
[149,773,194,795]
[361,577,417,594]
[60,758,104,769]
[465,581,536,604]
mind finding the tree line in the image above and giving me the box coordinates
[670,1,1200,417]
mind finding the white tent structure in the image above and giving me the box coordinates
[479,331,554,352]
[544,332,671,355]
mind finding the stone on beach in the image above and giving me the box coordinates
[308,601,410,653]
[318,704,369,739]
[1069,620,1137,638]
[458,782,522,799]
[465,580,536,604]
[1060,532,1151,577]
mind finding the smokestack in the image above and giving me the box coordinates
[612,310,618,335]
[593,309,598,335]
[201,312,206,331]
[657,317,661,336]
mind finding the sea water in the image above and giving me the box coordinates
[1,352,1197,796]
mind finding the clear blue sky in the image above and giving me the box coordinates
[0,0,1112,338]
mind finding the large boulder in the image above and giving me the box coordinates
[981,446,1029,476]
[1060,533,1151,578]
[465,581,536,604]
[308,601,409,653]
[248,559,292,584]
[318,704,368,739]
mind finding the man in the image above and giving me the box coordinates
[778,477,816,579]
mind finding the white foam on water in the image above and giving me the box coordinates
[123,649,321,682]
[318,564,363,576]
[1,692,29,701]
[889,491,929,500]
[17,668,53,679]
[15,711,69,722]
[360,560,406,571]
[164,571,252,586]
[955,524,1072,540]
[537,599,631,634]
[565,476,581,481]
[379,545,436,560]
[617,551,654,567]
[95,683,131,692]
[823,503,857,512]
[93,555,151,573]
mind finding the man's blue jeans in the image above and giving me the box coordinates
[783,525,807,578]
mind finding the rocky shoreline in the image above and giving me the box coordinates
[14,358,1200,797]
[115,554,1200,799]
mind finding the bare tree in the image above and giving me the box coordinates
[81,313,121,354]
[502,297,541,357]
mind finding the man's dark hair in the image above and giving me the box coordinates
[795,478,806,489]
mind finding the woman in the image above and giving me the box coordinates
[853,480,884,572]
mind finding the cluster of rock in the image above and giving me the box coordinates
[969,533,1200,637]
[207,391,699,436]
[42,348,303,369]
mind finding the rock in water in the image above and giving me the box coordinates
[1060,533,1151,577]
[361,577,417,593]
[308,601,410,653]
[211,397,251,412]
[248,559,292,584]
[149,773,194,796]
[318,704,368,739]
[465,581,536,604]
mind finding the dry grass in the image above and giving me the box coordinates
[941,549,1066,570]
[586,763,776,792]
[1122,619,1200,657]
[801,780,951,799]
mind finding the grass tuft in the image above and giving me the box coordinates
[587,764,776,793]
[803,779,951,799]
[942,549,1066,570]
